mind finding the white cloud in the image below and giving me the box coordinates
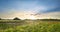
[35,12,60,19]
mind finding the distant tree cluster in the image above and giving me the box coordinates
[0,18,1,20]
[13,17,21,20]
[0,17,21,20]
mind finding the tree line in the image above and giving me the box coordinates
[0,17,21,20]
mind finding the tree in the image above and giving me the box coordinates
[13,17,20,20]
[0,18,1,20]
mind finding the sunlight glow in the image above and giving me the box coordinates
[29,15,36,19]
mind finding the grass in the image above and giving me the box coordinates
[0,20,60,32]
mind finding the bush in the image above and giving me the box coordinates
[13,17,20,20]
[0,18,1,20]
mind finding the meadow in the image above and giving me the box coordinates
[0,19,60,32]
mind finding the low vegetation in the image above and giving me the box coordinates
[0,19,60,32]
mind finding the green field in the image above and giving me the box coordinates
[0,20,60,32]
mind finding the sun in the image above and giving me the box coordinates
[29,15,36,19]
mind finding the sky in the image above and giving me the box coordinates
[0,0,60,19]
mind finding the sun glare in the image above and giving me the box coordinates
[29,15,36,19]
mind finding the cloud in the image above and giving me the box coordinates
[0,0,60,19]
[0,11,60,19]
[34,12,60,19]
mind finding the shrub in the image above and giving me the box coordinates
[0,18,1,20]
[13,17,20,20]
